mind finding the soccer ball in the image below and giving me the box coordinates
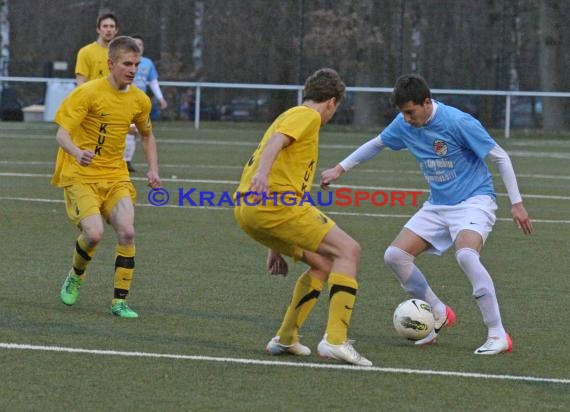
[393,299,435,340]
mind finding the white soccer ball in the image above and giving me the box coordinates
[393,299,435,340]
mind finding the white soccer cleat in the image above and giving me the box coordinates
[474,333,513,355]
[317,336,372,367]
[265,336,311,356]
[415,305,456,346]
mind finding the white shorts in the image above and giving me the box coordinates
[404,195,497,256]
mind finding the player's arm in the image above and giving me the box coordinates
[55,127,94,166]
[320,136,386,189]
[248,132,293,195]
[148,79,167,110]
[487,144,533,235]
[139,129,161,189]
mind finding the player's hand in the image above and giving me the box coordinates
[247,172,269,201]
[76,150,95,166]
[159,98,168,110]
[147,171,161,189]
[511,202,533,235]
[267,249,288,277]
[320,164,345,190]
[129,125,138,134]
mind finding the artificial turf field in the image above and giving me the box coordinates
[1,121,569,411]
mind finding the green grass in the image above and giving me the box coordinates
[1,121,569,411]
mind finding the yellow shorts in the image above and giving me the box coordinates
[234,201,336,261]
[63,181,137,226]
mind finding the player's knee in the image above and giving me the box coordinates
[384,246,413,268]
[117,225,135,244]
[83,227,103,246]
[334,237,360,263]
[345,238,361,261]
[455,247,479,267]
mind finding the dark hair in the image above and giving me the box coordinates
[108,36,140,60]
[302,68,345,103]
[391,73,431,107]
[96,11,119,29]
[131,34,144,42]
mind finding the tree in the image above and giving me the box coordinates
[538,0,567,129]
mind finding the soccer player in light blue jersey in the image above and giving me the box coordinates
[123,35,168,172]
[321,73,533,355]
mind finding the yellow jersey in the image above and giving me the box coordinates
[236,105,321,197]
[75,41,109,81]
[51,78,152,187]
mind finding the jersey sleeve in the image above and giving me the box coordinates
[276,109,320,142]
[456,115,497,159]
[380,115,407,150]
[133,93,153,135]
[54,87,90,132]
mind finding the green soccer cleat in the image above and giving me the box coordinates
[60,270,83,306]
[111,300,139,318]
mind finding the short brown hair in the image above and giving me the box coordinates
[108,36,140,60]
[97,11,118,28]
[302,68,345,103]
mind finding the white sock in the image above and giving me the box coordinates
[455,248,506,338]
[384,246,446,318]
[124,134,136,161]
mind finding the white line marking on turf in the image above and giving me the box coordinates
[1,196,569,224]
[0,343,568,384]
[2,161,570,181]
[3,134,570,158]
[1,172,570,201]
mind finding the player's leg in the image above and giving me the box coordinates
[61,185,104,306]
[384,227,447,319]
[450,196,510,354]
[74,214,104,277]
[455,230,511,354]
[236,203,330,346]
[272,251,331,347]
[313,225,372,366]
[313,225,361,344]
[384,208,457,345]
[106,184,138,318]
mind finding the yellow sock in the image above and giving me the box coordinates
[325,272,358,345]
[113,244,135,303]
[277,271,324,345]
[72,235,97,280]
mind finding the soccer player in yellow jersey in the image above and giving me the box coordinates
[234,68,372,366]
[52,36,161,318]
[75,11,119,86]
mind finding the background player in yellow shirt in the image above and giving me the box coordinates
[234,68,372,366]
[75,11,119,86]
[52,36,161,318]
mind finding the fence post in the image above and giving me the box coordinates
[194,85,201,129]
[504,93,511,139]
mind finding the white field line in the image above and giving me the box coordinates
[3,133,570,158]
[1,196,569,224]
[1,172,569,202]
[2,161,570,182]
[1,342,568,385]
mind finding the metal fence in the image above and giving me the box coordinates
[2,76,570,138]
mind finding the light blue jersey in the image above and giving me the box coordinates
[381,101,496,205]
[133,57,158,93]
